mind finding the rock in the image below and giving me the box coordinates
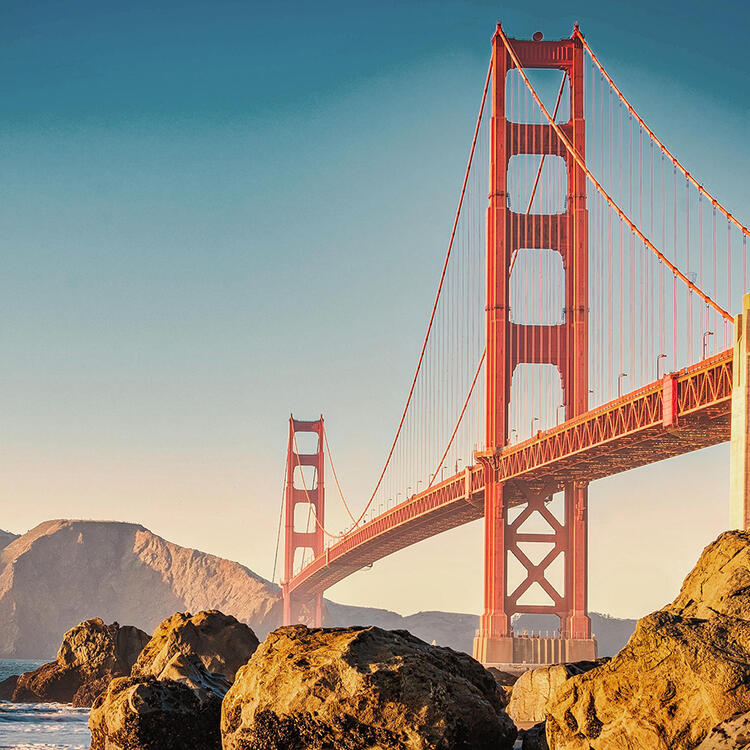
[546,530,750,750]
[90,620,233,750]
[507,660,605,725]
[696,711,750,748]
[521,722,549,750]
[12,617,150,706]
[0,674,18,700]
[221,624,517,750]
[132,610,258,682]
[89,668,223,750]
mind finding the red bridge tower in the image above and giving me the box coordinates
[473,26,597,665]
[281,416,325,627]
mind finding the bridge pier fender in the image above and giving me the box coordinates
[730,293,750,530]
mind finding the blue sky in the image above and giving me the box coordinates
[2,0,749,619]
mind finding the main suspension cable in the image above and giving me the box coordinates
[496,25,732,321]
[347,54,493,526]
[575,28,749,238]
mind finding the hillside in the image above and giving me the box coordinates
[0,520,280,658]
[0,519,635,659]
[0,529,18,551]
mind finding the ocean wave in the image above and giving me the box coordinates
[0,702,89,749]
[0,703,89,723]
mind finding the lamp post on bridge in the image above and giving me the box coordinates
[618,372,628,398]
[557,404,565,425]
[656,354,667,380]
[703,331,715,360]
[530,417,540,437]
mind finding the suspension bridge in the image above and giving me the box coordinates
[276,23,749,666]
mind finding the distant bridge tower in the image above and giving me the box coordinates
[473,25,597,665]
[281,416,324,627]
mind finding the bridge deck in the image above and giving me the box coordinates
[287,351,732,599]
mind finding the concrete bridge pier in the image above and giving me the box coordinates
[730,292,750,530]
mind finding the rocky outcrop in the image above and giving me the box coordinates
[0,675,17,700]
[132,610,258,682]
[547,530,750,749]
[507,660,604,725]
[89,611,243,750]
[221,624,517,750]
[0,520,280,658]
[696,712,750,748]
[12,617,150,706]
[89,662,224,750]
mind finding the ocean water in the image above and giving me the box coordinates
[0,660,90,750]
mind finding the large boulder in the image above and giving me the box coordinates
[89,656,225,750]
[0,675,17,700]
[132,610,258,682]
[221,624,517,750]
[12,617,150,706]
[696,711,750,748]
[547,530,750,749]
[507,660,604,725]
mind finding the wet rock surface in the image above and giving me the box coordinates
[89,671,223,750]
[221,624,517,750]
[0,674,18,700]
[11,618,150,706]
[132,609,258,682]
[546,531,750,749]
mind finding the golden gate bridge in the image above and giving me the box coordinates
[274,22,749,666]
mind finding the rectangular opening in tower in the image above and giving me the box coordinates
[508,363,564,439]
[293,464,318,491]
[505,68,570,124]
[508,154,567,214]
[293,546,315,576]
[293,501,317,533]
[293,431,319,454]
[510,248,565,325]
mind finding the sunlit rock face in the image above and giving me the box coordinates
[507,660,605,726]
[11,617,149,706]
[89,607,257,750]
[221,624,518,750]
[132,609,259,682]
[0,519,280,658]
[696,711,750,749]
[89,659,226,750]
[546,530,750,750]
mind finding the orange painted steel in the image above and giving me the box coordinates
[282,416,325,626]
[482,25,591,645]
[286,351,732,603]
